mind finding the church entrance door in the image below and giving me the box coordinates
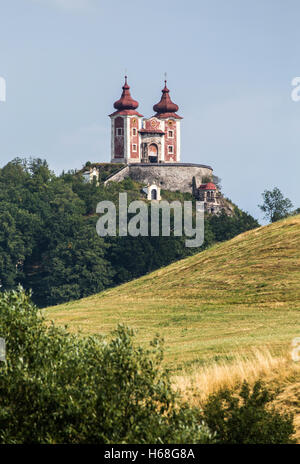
[148,144,158,163]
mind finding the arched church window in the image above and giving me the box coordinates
[151,188,157,200]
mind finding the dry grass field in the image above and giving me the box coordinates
[46,215,300,440]
[46,215,300,368]
[173,347,300,441]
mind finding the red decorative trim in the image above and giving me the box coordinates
[139,129,165,134]
[109,110,143,117]
[153,112,182,119]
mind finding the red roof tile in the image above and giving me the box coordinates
[199,183,217,190]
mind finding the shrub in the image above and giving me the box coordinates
[0,287,213,444]
[258,187,293,223]
[201,380,296,444]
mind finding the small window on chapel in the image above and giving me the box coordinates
[168,130,174,138]
[168,145,174,154]
[116,128,123,136]
[132,128,137,136]
[132,144,137,152]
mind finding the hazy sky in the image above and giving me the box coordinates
[1,0,300,222]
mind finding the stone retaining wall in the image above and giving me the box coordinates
[104,163,213,193]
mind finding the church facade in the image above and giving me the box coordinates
[109,76,181,164]
[82,76,233,215]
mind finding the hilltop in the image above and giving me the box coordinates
[0,158,258,307]
[46,215,300,369]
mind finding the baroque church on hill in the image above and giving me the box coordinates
[83,76,233,215]
[109,76,182,164]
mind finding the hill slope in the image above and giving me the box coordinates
[46,215,300,369]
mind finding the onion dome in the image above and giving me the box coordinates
[113,76,139,111]
[199,183,217,190]
[153,80,182,119]
[109,76,143,117]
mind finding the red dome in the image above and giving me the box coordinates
[153,81,182,119]
[199,183,217,190]
[113,76,139,111]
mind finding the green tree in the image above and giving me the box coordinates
[34,221,114,306]
[202,381,295,444]
[0,157,261,307]
[208,208,259,242]
[258,187,293,223]
[0,288,213,444]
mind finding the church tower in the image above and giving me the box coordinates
[152,80,182,162]
[109,76,143,163]
[109,77,182,164]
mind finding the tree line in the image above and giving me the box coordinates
[0,158,259,307]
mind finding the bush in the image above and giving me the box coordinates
[0,287,213,444]
[1,288,294,444]
[201,380,296,444]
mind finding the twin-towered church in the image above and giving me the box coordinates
[82,76,232,215]
[109,76,181,164]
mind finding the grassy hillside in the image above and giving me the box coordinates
[46,215,300,370]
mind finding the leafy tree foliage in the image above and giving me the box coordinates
[0,289,295,444]
[208,208,259,242]
[29,222,114,306]
[0,158,259,306]
[202,381,295,444]
[0,288,213,444]
[258,187,293,223]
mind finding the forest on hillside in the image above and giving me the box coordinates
[0,158,259,307]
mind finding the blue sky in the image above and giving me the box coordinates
[1,0,300,222]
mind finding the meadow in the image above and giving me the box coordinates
[46,215,300,440]
[46,215,300,368]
